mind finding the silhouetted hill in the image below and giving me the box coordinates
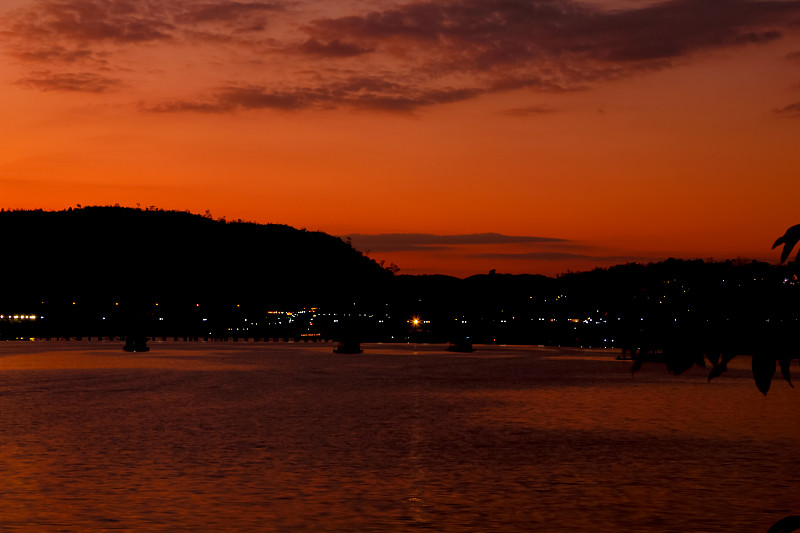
[0,206,391,331]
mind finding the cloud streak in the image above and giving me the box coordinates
[499,105,558,117]
[345,232,568,252]
[295,38,372,58]
[16,70,123,92]
[176,2,282,24]
[467,251,644,262]
[9,1,176,44]
[146,80,484,113]
[775,102,800,117]
[344,232,649,269]
[2,0,286,64]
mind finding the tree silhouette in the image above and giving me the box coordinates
[629,227,799,398]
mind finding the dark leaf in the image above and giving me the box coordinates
[766,515,800,533]
[773,224,800,264]
[665,347,699,375]
[721,352,737,366]
[708,363,727,382]
[708,351,737,382]
[693,350,706,368]
[666,355,695,375]
[779,358,793,388]
[752,354,777,396]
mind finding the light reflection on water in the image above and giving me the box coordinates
[1,341,798,532]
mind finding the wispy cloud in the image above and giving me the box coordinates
[11,45,97,63]
[774,102,800,117]
[305,0,800,72]
[295,38,372,58]
[4,0,285,44]
[2,0,285,64]
[4,0,800,112]
[499,105,558,117]
[176,2,282,25]
[15,70,123,92]
[146,80,484,113]
[345,233,568,252]
[7,0,176,44]
[467,251,644,262]
[148,85,315,112]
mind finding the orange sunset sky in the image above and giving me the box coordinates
[1,0,800,277]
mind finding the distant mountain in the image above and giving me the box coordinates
[0,206,392,314]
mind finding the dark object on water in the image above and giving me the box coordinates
[123,336,150,352]
[447,338,474,352]
[772,224,800,263]
[334,340,362,354]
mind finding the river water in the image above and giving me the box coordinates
[0,341,798,532]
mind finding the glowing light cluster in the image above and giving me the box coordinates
[0,314,39,320]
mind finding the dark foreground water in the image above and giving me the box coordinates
[0,341,798,532]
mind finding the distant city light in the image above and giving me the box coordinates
[0,314,38,321]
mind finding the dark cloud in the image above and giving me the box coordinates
[177,2,282,24]
[774,102,800,117]
[350,86,483,111]
[5,0,285,45]
[499,105,558,117]
[2,0,285,66]
[16,70,123,92]
[199,85,313,110]
[9,0,176,44]
[11,45,97,63]
[732,30,783,45]
[556,1,796,62]
[467,251,643,262]
[174,1,283,35]
[296,38,372,58]
[147,85,326,113]
[344,233,568,252]
[343,233,644,263]
[2,0,174,76]
[147,79,485,113]
[305,0,800,93]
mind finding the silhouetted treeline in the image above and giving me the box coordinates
[381,258,800,351]
[2,207,799,354]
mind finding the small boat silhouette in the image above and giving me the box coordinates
[447,338,474,352]
[123,336,150,352]
[333,339,362,354]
